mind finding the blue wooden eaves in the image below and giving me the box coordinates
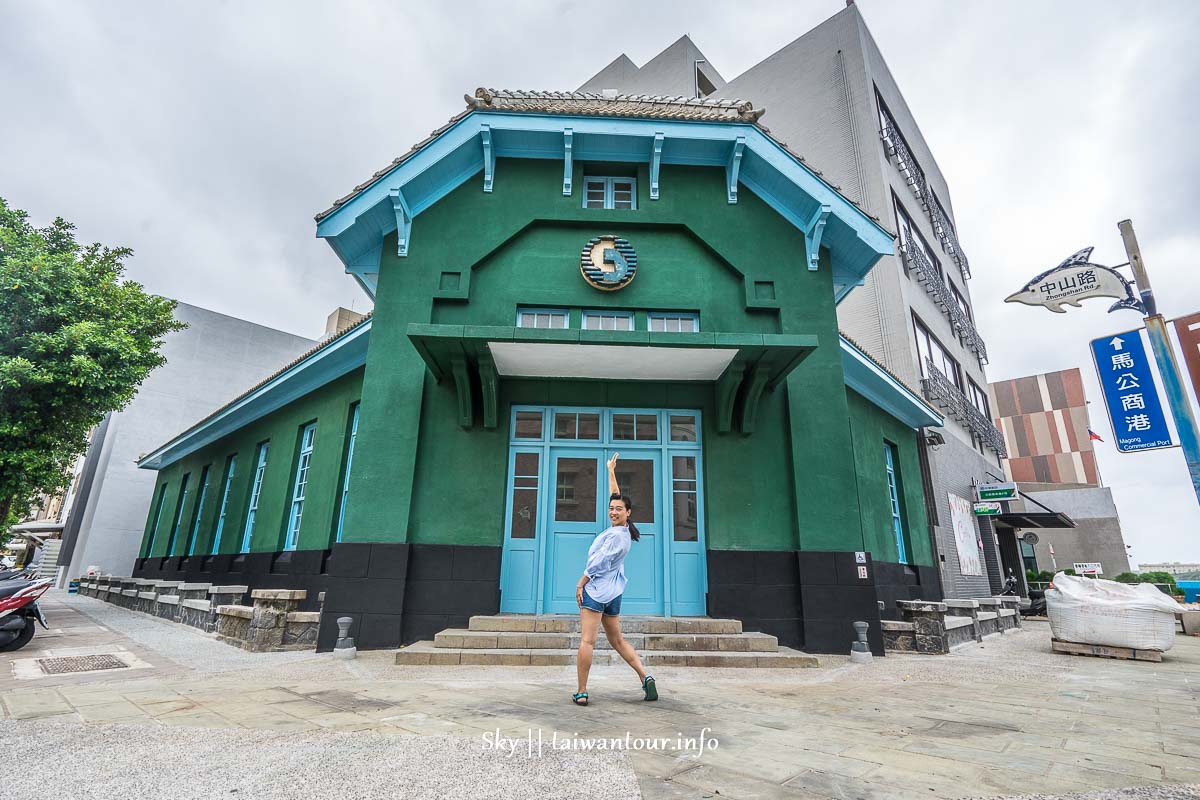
[804,204,831,272]
[480,123,495,193]
[650,132,664,200]
[840,336,943,429]
[316,111,895,298]
[562,128,573,196]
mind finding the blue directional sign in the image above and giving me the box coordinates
[1090,330,1176,453]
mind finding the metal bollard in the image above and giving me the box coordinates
[333,616,357,660]
[850,620,873,663]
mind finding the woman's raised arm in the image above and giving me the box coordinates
[607,452,620,497]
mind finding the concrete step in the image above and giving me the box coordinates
[433,629,778,652]
[395,640,819,668]
[467,615,743,635]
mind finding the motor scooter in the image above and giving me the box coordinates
[0,577,51,652]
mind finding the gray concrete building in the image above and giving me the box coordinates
[56,302,316,583]
[579,3,1008,599]
[1017,487,1130,578]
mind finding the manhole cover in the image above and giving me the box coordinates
[36,654,129,675]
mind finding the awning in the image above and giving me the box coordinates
[993,512,1076,529]
[407,323,818,435]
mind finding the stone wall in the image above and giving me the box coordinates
[882,596,1021,654]
[76,576,316,653]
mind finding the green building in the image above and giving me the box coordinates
[135,90,943,653]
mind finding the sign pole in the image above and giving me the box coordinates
[1118,220,1200,509]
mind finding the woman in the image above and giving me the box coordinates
[572,452,658,706]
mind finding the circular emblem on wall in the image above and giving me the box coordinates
[580,235,637,292]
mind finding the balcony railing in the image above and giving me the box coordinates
[880,111,972,280]
[900,238,989,364]
[921,359,1008,457]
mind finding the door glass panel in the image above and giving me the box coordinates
[577,413,600,440]
[672,455,698,541]
[669,415,697,442]
[555,413,576,439]
[672,494,698,541]
[510,452,539,539]
[554,412,601,440]
[555,458,598,521]
[613,413,657,441]
[614,458,656,524]
[514,411,543,439]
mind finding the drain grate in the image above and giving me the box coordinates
[37,654,129,675]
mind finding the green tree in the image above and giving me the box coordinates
[0,198,184,524]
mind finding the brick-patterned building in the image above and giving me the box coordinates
[988,369,1130,578]
[989,368,1100,488]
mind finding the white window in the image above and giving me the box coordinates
[241,442,269,553]
[335,405,359,543]
[649,313,699,333]
[583,176,636,210]
[913,315,962,389]
[894,197,941,281]
[582,310,633,331]
[185,464,211,556]
[211,454,237,555]
[284,423,317,551]
[517,308,569,329]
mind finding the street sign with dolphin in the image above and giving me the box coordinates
[1005,247,1144,314]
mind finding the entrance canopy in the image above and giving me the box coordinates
[993,511,1076,529]
[408,323,817,435]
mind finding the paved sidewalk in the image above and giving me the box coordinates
[2,592,1198,799]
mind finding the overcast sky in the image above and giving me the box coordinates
[3,1,1198,564]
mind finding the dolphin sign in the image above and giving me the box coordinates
[1004,247,1145,314]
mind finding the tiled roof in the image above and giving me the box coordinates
[138,311,374,465]
[464,88,765,122]
[316,88,885,227]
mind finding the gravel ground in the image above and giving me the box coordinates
[0,718,639,800]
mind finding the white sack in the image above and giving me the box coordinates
[1046,572,1180,651]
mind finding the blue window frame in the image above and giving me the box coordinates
[582,310,634,331]
[284,423,317,551]
[145,483,168,556]
[335,405,360,543]
[516,307,569,329]
[583,176,636,210]
[211,454,237,555]
[648,312,699,333]
[185,465,211,556]
[166,472,190,556]
[884,442,909,563]
[241,442,269,553]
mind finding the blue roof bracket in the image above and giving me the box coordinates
[804,203,831,272]
[650,132,664,200]
[562,128,573,196]
[481,123,495,193]
[726,135,745,204]
[389,188,412,257]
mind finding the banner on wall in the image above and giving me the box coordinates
[948,492,984,576]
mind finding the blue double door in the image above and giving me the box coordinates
[500,407,707,617]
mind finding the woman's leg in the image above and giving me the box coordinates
[601,614,647,683]
[576,608,602,694]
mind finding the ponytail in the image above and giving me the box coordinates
[611,493,641,542]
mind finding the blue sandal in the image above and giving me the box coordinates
[642,675,658,702]
[572,692,589,706]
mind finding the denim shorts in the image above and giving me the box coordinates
[580,590,622,616]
